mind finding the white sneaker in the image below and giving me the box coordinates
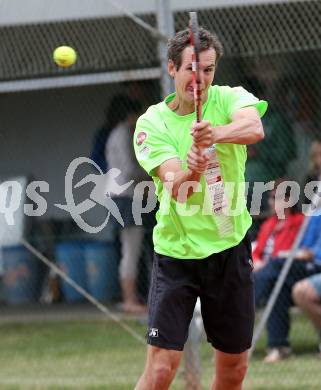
[263,347,292,363]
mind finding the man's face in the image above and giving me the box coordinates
[169,46,216,108]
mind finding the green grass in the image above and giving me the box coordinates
[0,313,320,389]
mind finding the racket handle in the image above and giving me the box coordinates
[194,81,202,122]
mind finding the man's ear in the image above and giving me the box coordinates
[168,60,175,78]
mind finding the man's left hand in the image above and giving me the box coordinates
[191,120,214,149]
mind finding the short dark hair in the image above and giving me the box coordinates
[167,27,224,70]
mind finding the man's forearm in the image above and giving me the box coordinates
[212,117,264,145]
[167,169,202,202]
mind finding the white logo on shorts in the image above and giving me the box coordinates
[149,328,159,337]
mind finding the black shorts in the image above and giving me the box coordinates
[146,234,254,354]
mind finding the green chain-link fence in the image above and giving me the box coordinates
[0,1,320,388]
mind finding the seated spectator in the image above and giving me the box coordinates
[245,89,296,238]
[292,273,321,357]
[255,211,321,363]
[253,185,304,272]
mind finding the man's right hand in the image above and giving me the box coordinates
[187,144,209,174]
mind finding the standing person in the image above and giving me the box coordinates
[133,27,267,390]
[106,94,148,314]
[90,96,130,173]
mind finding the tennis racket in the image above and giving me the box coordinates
[189,12,202,123]
[189,14,233,235]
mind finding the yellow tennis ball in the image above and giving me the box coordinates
[53,46,77,68]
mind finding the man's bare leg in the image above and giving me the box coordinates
[292,280,321,328]
[135,345,183,390]
[211,349,249,390]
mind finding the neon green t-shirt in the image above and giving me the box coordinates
[134,85,268,259]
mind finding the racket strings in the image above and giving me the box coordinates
[189,12,202,123]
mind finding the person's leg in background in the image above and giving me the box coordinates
[264,261,314,362]
[292,272,321,355]
[254,258,284,307]
[119,225,146,313]
[254,258,294,362]
[183,298,203,390]
[265,281,293,362]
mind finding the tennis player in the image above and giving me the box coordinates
[133,27,268,390]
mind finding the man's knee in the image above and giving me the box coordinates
[146,347,181,388]
[216,351,248,388]
[292,279,319,307]
[224,358,248,386]
[152,363,174,384]
[292,280,308,306]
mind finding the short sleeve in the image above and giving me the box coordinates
[219,86,268,120]
[133,114,179,177]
